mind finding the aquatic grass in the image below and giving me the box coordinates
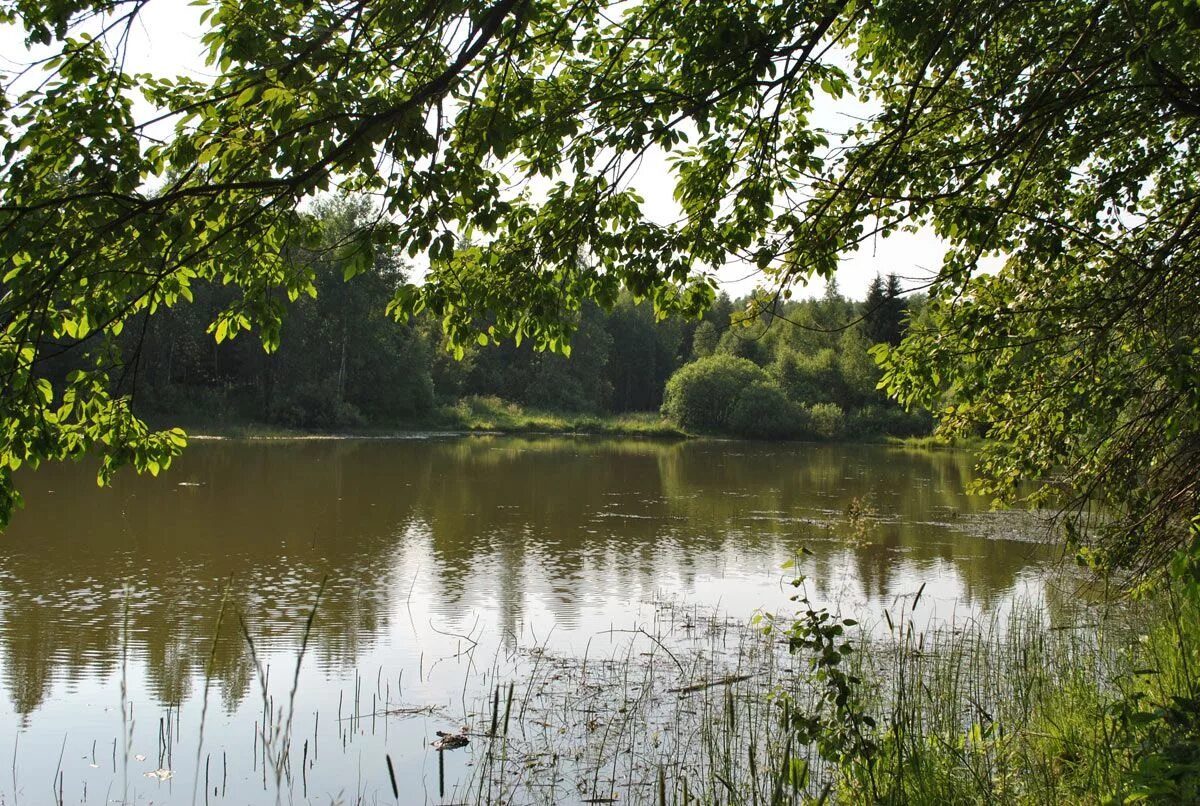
[9,572,1196,804]
[432,586,1198,805]
[438,597,809,803]
[280,577,326,774]
[191,577,231,806]
[819,591,1200,805]
[235,577,325,802]
[120,587,131,806]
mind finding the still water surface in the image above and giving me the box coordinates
[0,436,1063,803]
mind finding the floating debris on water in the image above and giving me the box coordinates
[431,730,469,751]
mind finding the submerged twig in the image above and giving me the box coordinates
[667,674,756,695]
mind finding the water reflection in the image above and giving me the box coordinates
[0,437,1071,803]
[0,436,1055,727]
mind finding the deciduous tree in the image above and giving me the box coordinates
[1,0,1197,584]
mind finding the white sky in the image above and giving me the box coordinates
[0,0,948,302]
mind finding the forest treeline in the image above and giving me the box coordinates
[102,199,930,440]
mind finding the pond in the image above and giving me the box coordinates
[0,436,1070,804]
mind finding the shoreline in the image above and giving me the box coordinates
[174,420,689,442]
[150,401,961,446]
[178,424,972,448]
[184,427,683,441]
[146,395,961,446]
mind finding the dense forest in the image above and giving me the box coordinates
[107,197,929,440]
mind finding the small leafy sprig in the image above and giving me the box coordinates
[756,555,878,793]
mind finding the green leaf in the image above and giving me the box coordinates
[234,85,257,106]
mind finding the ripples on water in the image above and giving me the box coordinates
[0,436,1070,803]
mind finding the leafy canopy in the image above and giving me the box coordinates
[1,0,1198,580]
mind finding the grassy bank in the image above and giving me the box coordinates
[153,396,949,443]
[443,395,684,437]
[882,433,989,450]
[154,395,685,440]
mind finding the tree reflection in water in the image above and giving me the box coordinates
[0,437,1055,723]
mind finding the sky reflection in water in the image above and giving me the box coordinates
[0,436,1067,803]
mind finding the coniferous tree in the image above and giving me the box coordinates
[863,273,907,347]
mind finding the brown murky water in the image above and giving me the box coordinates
[0,436,1063,803]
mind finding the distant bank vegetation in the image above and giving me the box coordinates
[78,198,933,441]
